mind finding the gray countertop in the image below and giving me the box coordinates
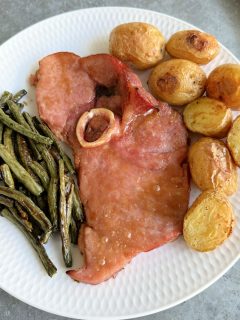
[0,0,240,319]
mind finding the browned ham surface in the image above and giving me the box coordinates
[35,53,189,284]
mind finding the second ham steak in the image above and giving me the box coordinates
[34,53,189,284]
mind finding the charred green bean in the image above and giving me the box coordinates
[0,144,43,196]
[13,89,27,102]
[9,207,32,233]
[0,186,51,232]
[0,195,14,208]
[70,218,78,245]
[37,144,57,179]
[37,121,74,174]
[1,208,56,277]
[0,108,52,145]
[15,202,28,220]
[0,91,12,106]
[0,164,15,189]
[29,161,50,190]
[59,160,72,267]
[0,123,3,143]
[3,127,15,158]
[48,177,58,229]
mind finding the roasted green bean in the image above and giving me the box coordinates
[0,164,15,189]
[0,195,14,208]
[23,112,38,132]
[13,89,27,102]
[37,144,57,179]
[0,123,3,143]
[59,160,72,267]
[70,218,78,245]
[9,207,32,233]
[72,181,84,222]
[7,101,26,124]
[66,184,74,226]
[1,208,56,277]
[16,134,32,166]
[30,161,50,190]
[3,127,15,158]
[40,228,53,244]
[15,201,28,220]
[7,102,42,160]
[48,178,58,229]
[0,186,51,232]
[0,91,12,106]
[0,144,43,196]
[37,120,74,174]
[0,108,52,145]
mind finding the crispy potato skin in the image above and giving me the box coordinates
[188,137,238,196]
[148,59,206,105]
[109,22,165,70]
[206,64,240,109]
[166,30,220,64]
[183,190,234,252]
[183,97,232,138]
[227,115,240,166]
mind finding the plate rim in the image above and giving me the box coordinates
[0,6,239,320]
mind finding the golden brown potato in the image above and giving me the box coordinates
[183,190,234,252]
[227,115,240,166]
[166,30,220,65]
[148,59,206,105]
[206,64,240,109]
[109,22,165,70]
[188,137,238,196]
[183,97,232,138]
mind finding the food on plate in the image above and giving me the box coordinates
[148,59,206,105]
[76,108,119,148]
[183,97,232,137]
[109,22,165,69]
[0,90,83,276]
[183,190,234,252]
[1,208,57,277]
[188,137,238,196]
[166,30,220,64]
[206,64,240,109]
[34,52,189,284]
[227,115,240,166]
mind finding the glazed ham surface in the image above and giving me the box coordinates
[35,52,189,284]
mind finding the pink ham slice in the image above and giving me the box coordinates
[34,53,189,284]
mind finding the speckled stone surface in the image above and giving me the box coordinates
[0,1,239,320]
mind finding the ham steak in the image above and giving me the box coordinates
[34,52,189,284]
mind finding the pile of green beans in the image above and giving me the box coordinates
[0,90,84,277]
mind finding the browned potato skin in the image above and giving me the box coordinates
[188,137,238,196]
[227,115,240,166]
[183,97,232,138]
[166,30,220,65]
[109,22,165,70]
[183,190,234,252]
[148,59,206,105]
[206,64,240,109]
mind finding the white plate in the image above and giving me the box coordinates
[0,6,239,320]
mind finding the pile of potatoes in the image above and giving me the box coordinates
[109,22,240,253]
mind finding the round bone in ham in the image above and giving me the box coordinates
[76,108,119,148]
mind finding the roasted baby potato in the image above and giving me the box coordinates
[183,97,232,138]
[183,190,235,252]
[206,64,240,110]
[148,59,206,105]
[166,30,220,65]
[109,22,165,70]
[227,115,240,166]
[188,137,238,196]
